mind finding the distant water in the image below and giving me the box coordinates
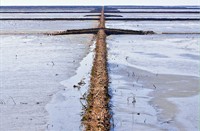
[0,6,96,12]
[0,6,200,12]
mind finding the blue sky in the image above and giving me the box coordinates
[0,0,200,6]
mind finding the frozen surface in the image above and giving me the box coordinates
[107,35,200,77]
[0,13,99,18]
[106,21,200,33]
[0,34,93,131]
[0,20,98,34]
[107,34,199,130]
[105,13,200,18]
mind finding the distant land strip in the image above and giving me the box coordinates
[0,18,200,21]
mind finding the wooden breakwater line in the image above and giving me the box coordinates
[47,28,154,36]
[82,7,111,131]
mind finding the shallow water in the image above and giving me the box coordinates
[107,34,200,130]
[105,13,200,18]
[117,8,200,12]
[0,34,94,131]
[0,6,98,130]
[0,6,94,12]
[0,20,98,34]
[106,21,200,33]
[46,41,95,131]
[107,35,200,77]
[0,13,99,18]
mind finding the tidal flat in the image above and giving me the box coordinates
[0,6,199,131]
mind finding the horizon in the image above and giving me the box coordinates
[1,5,200,7]
[1,0,200,6]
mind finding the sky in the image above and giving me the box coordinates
[0,0,200,6]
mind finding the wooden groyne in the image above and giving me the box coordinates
[82,7,110,131]
[46,28,154,36]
